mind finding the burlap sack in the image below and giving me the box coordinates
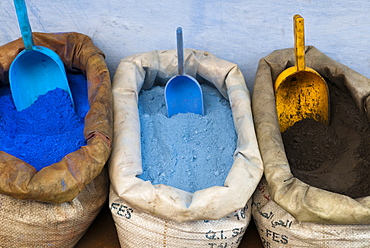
[109,49,263,247]
[0,32,112,203]
[0,169,109,248]
[0,32,112,247]
[252,46,370,247]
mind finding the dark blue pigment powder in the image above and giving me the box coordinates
[0,73,89,171]
[139,85,237,193]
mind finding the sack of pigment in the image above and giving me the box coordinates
[109,49,263,247]
[0,32,112,247]
[252,46,370,247]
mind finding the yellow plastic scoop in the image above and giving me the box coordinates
[275,14,329,133]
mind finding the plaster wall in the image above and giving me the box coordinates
[0,0,369,92]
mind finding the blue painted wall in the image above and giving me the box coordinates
[0,0,369,92]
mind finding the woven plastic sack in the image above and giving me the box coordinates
[109,49,263,247]
[110,190,251,247]
[0,32,112,247]
[252,46,370,247]
[253,178,370,247]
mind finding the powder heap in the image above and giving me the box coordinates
[139,84,237,193]
[282,81,370,198]
[0,73,89,171]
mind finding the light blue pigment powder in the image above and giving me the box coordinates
[139,84,237,193]
[0,73,89,171]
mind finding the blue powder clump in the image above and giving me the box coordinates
[0,73,89,171]
[139,85,237,193]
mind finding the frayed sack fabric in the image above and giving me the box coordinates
[0,32,112,247]
[252,46,370,247]
[110,49,263,247]
[0,169,108,248]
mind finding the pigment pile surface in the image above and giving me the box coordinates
[282,81,370,198]
[139,85,237,193]
[0,73,89,171]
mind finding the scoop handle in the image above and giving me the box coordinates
[294,14,305,71]
[176,27,184,75]
[14,0,34,50]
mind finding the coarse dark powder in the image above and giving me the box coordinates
[282,81,370,198]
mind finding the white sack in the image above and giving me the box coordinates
[253,178,370,247]
[252,46,370,224]
[109,49,263,223]
[110,189,251,248]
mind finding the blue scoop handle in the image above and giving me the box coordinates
[176,27,184,75]
[14,0,34,50]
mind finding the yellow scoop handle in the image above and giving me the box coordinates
[294,14,305,71]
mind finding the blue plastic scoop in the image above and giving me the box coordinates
[165,27,204,117]
[9,0,73,111]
